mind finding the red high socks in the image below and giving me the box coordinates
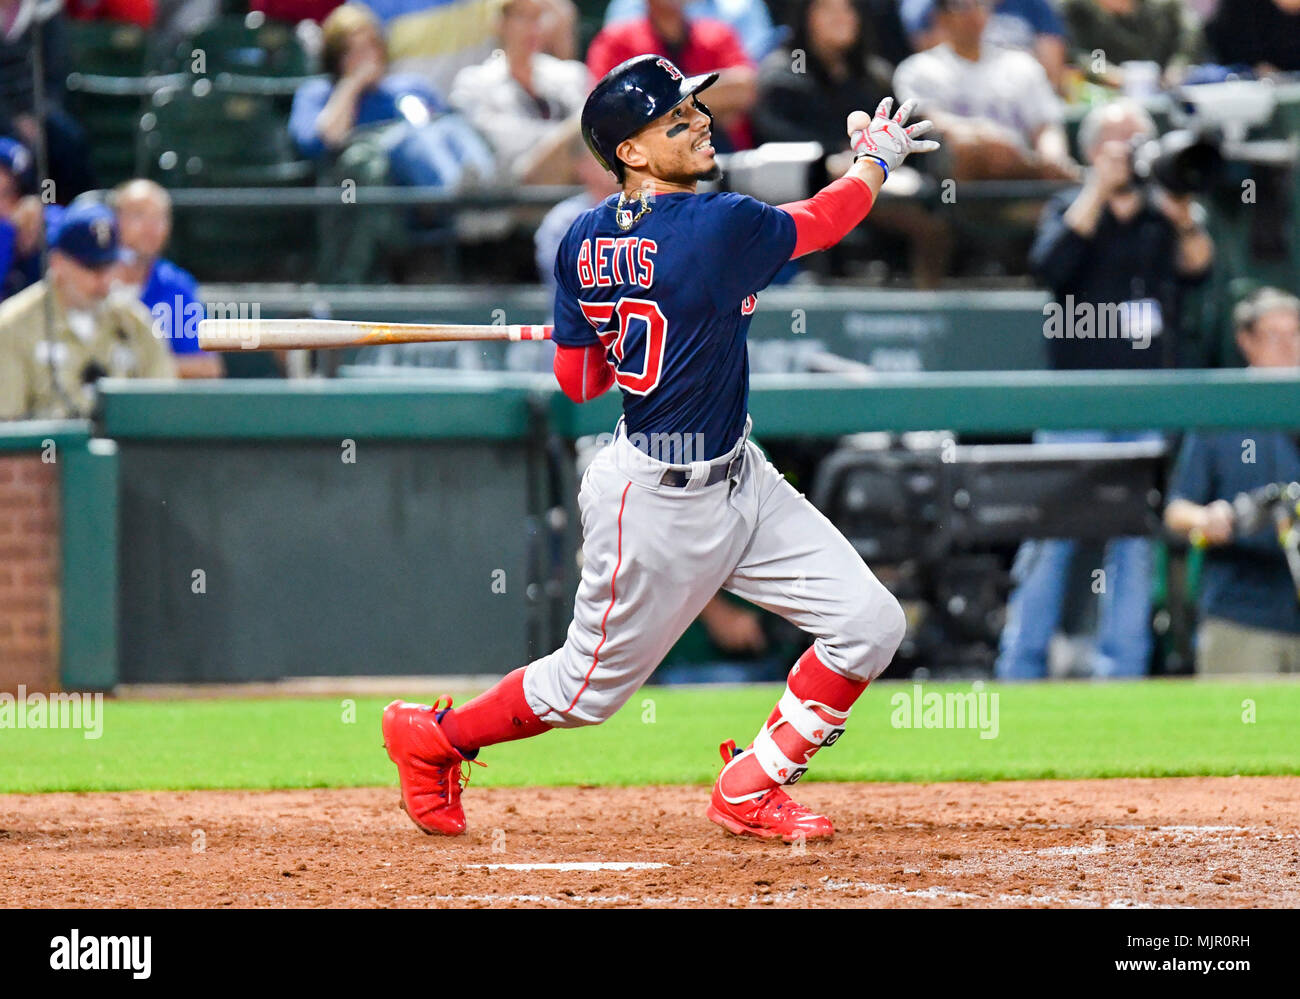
[721,647,870,799]
[437,667,550,754]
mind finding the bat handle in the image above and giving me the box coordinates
[509,325,553,342]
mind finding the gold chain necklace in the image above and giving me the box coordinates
[614,189,654,231]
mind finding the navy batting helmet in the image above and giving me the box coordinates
[581,54,718,180]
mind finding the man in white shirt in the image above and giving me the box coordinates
[450,0,590,184]
[893,0,1076,179]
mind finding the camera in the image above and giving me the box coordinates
[1129,129,1225,196]
[1126,79,1286,196]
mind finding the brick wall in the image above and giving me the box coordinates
[0,455,59,693]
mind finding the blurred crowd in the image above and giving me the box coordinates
[0,1,1296,285]
[8,1,1300,231]
[1,0,1298,677]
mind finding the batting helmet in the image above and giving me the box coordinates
[581,54,718,180]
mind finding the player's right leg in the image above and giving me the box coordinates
[705,441,908,841]
[383,430,748,834]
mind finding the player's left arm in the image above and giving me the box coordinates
[778,97,940,258]
[554,342,614,403]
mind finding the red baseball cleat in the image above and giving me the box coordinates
[706,740,834,843]
[382,698,480,836]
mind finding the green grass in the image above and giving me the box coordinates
[1,679,1297,793]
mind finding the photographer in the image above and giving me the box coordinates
[995,98,1214,681]
[1165,288,1300,674]
[1035,98,1213,371]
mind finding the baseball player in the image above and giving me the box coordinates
[383,54,939,842]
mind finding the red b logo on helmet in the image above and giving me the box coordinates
[656,58,683,81]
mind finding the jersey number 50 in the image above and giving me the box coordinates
[578,297,666,396]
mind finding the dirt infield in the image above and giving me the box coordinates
[2,777,1297,908]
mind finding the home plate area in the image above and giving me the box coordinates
[1,778,1297,908]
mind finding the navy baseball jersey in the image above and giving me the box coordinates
[552,191,796,461]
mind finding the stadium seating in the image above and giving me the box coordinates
[64,21,178,186]
[140,79,312,187]
[181,14,318,79]
[64,19,155,76]
[66,75,149,187]
[139,79,314,279]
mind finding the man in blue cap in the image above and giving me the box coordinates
[0,201,175,420]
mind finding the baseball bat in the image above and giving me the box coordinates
[196,318,553,351]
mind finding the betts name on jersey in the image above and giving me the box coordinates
[552,191,795,462]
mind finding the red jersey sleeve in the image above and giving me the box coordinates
[779,176,876,259]
[554,343,615,403]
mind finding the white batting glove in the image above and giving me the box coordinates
[848,97,940,181]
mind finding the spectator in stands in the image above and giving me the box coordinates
[600,0,782,63]
[291,3,495,280]
[0,202,175,420]
[536,0,578,61]
[586,0,758,152]
[995,99,1214,680]
[534,136,618,293]
[1034,99,1214,369]
[289,3,494,185]
[153,0,220,55]
[1061,0,1204,84]
[0,136,23,268]
[450,0,589,185]
[893,0,1077,180]
[901,0,1068,93]
[0,6,96,200]
[111,179,222,379]
[0,136,26,289]
[755,0,891,149]
[1165,288,1300,673]
[756,0,953,286]
[1206,0,1300,75]
[63,0,155,25]
[365,0,496,95]
[859,0,914,66]
[0,137,63,301]
[251,0,345,23]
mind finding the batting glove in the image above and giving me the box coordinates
[848,97,941,181]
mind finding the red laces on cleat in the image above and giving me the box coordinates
[430,696,487,772]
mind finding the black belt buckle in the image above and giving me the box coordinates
[659,446,744,489]
[659,468,687,487]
